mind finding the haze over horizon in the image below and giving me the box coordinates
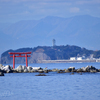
[0,0,100,56]
[0,0,100,23]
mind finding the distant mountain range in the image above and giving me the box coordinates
[0,15,100,55]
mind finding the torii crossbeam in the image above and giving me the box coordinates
[8,52,31,69]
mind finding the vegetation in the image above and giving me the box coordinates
[1,45,100,64]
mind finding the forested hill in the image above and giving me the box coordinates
[1,45,100,64]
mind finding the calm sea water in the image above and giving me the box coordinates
[0,62,100,100]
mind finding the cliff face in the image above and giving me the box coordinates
[29,48,51,63]
[1,48,51,64]
[29,52,50,63]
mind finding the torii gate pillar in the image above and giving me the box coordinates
[8,52,31,69]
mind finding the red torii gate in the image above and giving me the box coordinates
[8,52,31,69]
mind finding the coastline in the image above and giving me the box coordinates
[42,59,100,63]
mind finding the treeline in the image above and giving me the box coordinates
[35,45,99,60]
[1,45,100,64]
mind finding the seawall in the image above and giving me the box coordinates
[42,59,100,63]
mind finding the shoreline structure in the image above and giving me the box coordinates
[42,59,100,63]
[0,64,100,76]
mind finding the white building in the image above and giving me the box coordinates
[77,57,82,60]
[70,57,84,60]
[70,57,77,60]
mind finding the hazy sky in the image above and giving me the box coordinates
[0,0,100,23]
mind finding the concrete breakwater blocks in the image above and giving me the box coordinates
[0,72,4,76]
[0,64,100,76]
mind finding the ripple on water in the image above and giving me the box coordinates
[1,63,100,100]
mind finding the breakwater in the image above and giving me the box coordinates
[0,64,100,76]
[42,59,100,63]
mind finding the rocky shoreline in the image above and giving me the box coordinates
[0,64,100,76]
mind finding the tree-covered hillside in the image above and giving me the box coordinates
[1,45,100,64]
[35,45,94,60]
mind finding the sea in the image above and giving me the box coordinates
[0,62,100,100]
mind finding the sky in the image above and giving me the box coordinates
[0,0,100,23]
[0,0,100,56]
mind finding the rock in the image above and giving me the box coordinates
[21,66,29,73]
[44,70,49,73]
[31,68,39,72]
[76,68,83,72]
[48,69,52,72]
[16,66,43,73]
[57,70,65,73]
[32,67,42,70]
[64,69,71,73]
[0,64,3,68]
[12,69,18,73]
[64,67,75,73]
[98,69,100,72]
[30,69,36,73]
[38,70,44,73]
[0,72,4,76]
[23,68,28,73]
[84,66,99,72]
[81,67,87,72]
[85,66,96,72]
[76,66,99,73]
[16,65,23,72]
[64,67,76,73]
[22,66,27,70]
[67,67,75,72]
[52,68,59,72]
[1,65,13,73]
[69,67,75,71]
[35,74,47,76]
[27,66,32,72]
[0,69,5,73]
[0,65,4,70]
[31,67,42,72]
[90,69,97,73]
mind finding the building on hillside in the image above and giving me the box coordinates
[70,57,77,60]
[70,56,86,60]
[77,57,82,60]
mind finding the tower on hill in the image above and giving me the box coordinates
[52,39,56,47]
